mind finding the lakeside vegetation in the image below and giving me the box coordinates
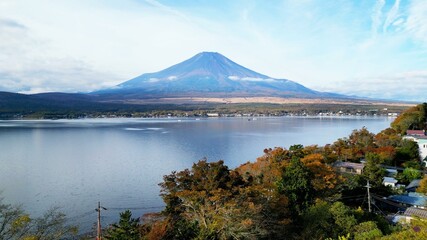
[121,103,427,239]
[0,101,410,120]
[0,90,412,119]
[1,103,426,239]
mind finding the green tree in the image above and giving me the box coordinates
[353,221,383,240]
[399,168,422,184]
[396,139,420,166]
[391,103,427,134]
[329,202,357,237]
[300,200,334,239]
[362,153,386,188]
[380,217,427,239]
[278,157,314,216]
[289,144,305,158]
[106,210,140,240]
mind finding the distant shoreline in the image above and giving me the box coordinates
[115,96,416,106]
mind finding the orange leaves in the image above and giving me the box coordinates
[144,219,169,240]
[301,153,340,191]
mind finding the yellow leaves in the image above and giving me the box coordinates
[21,237,38,240]
[11,214,31,230]
[416,176,427,194]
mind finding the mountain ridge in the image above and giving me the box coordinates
[93,52,334,98]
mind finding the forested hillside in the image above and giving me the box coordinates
[102,103,427,239]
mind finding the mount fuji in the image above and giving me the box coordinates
[94,52,343,99]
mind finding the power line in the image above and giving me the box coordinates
[106,206,164,211]
[338,194,366,199]
[66,210,96,221]
[371,194,407,209]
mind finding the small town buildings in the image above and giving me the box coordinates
[333,161,364,175]
[388,192,427,209]
[385,168,398,177]
[389,207,427,224]
[383,177,399,188]
[404,207,427,219]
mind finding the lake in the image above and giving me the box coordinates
[0,116,392,233]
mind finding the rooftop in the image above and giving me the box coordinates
[406,179,421,191]
[333,161,364,170]
[383,177,398,184]
[388,192,427,207]
[404,207,427,219]
[406,130,426,136]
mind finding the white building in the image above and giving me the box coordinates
[403,130,427,163]
[383,177,398,188]
[206,113,219,117]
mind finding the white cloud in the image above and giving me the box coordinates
[0,0,225,92]
[0,17,119,93]
[148,78,160,83]
[371,0,385,37]
[227,76,240,80]
[383,0,401,33]
[0,0,426,102]
[317,71,427,102]
[228,76,276,82]
[404,0,427,45]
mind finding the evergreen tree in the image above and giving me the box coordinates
[106,210,140,240]
[362,153,386,188]
[278,157,314,216]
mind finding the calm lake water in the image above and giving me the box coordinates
[0,117,392,233]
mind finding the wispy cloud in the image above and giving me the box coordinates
[383,0,401,33]
[144,0,190,22]
[0,18,27,29]
[404,0,427,45]
[371,0,385,37]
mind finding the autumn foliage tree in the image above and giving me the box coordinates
[156,160,274,239]
[391,103,427,134]
[416,175,427,194]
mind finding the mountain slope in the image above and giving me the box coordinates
[94,52,330,98]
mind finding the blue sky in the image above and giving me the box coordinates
[0,0,426,101]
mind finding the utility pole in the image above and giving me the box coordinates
[96,201,107,240]
[366,181,371,213]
